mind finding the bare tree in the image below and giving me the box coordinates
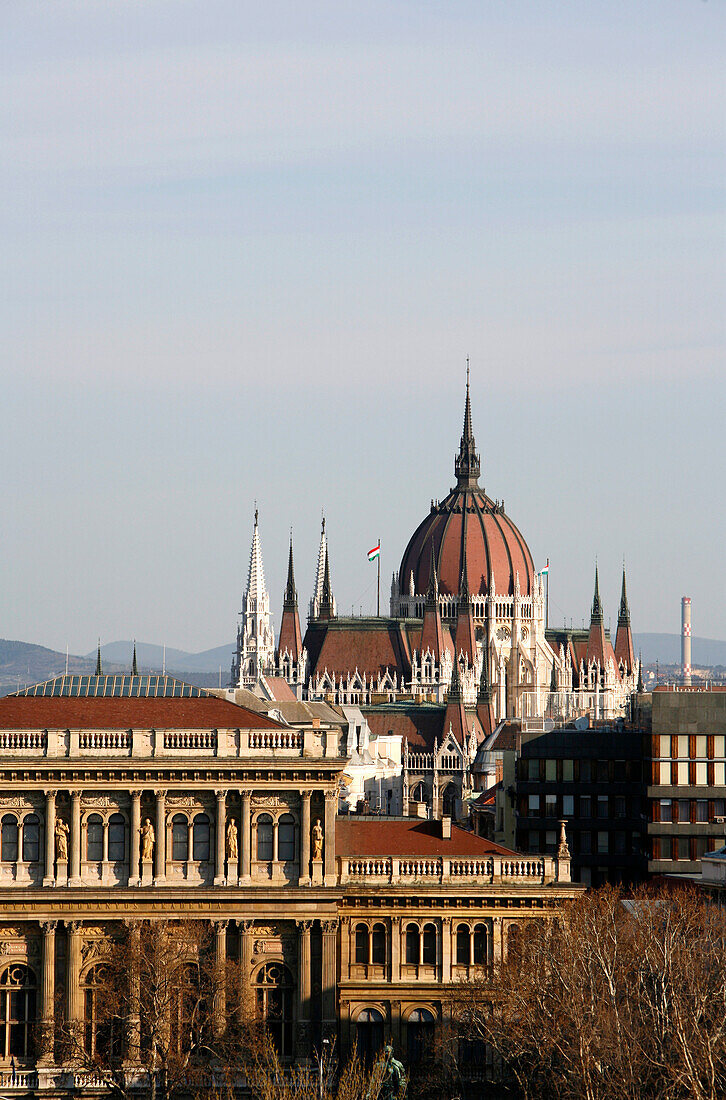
[453,885,726,1100]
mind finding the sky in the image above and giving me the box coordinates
[2,0,725,655]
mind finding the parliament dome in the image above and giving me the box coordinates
[397,380,535,601]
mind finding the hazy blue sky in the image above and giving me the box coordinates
[2,0,725,655]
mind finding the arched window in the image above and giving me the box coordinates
[456,924,470,965]
[0,965,37,1057]
[22,815,40,863]
[412,782,427,804]
[108,814,125,863]
[86,814,103,862]
[172,815,188,862]
[371,923,386,965]
[256,963,293,1057]
[355,924,369,964]
[422,923,436,966]
[84,965,122,1060]
[278,814,295,862]
[442,785,456,819]
[256,815,273,862]
[1,816,18,863]
[405,924,420,964]
[473,924,488,965]
[356,1007,384,1066]
[407,1007,435,1063]
[169,963,205,1057]
[192,814,210,862]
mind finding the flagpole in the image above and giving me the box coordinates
[377,537,380,617]
[546,557,549,631]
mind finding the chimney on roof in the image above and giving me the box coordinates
[440,816,452,839]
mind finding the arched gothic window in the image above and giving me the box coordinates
[356,1007,384,1066]
[407,1007,435,1063]
[172,815,188,862]
[405,923,420,964]
[86,814,103,862]
[1,816,18,863]
[422,923,436,966]
[0,965,36,1057]
[256,963,293,1057]
[371,923,385,965]
[456,923,470,965]
[22,815,40,863]
[355,924,369,964]
[412,783,427,804]
[442,785,456,818]
[84,965,122,1061]
[473,924,488,965]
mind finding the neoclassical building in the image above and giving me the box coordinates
[0,672,579,1094]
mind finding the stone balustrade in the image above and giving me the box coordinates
[79,730,130,751]
[0,730,46,751]
[338,852,568,885]
[249,729,302,751]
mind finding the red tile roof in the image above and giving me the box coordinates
[0,695,282,730]
[337,816,515,858]
[303,620,412,681]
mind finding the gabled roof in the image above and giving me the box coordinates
[303,618,412,681]
[336,816,515,858]
[0,693,282,731]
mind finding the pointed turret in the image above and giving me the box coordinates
[476,619,495,739]
[420,545,445,660]
[614,566,635,674]
[454,567,477,665]
[319,549,336,621]
[454,361,481,489]
[277,535,303,663]
[131,640,138,676]
[230,509,276,688]
[95,640,102,677]
[443,659,468,745]
[637,651,644,693]
[586,564,607,668]
[310,517,336,620]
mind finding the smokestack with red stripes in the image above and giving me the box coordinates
[681,597,692,686]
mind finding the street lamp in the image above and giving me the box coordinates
[318,1037,330,1099]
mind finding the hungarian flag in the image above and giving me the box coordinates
[540,558,550,576]
[367,543,381,562]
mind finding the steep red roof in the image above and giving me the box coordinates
[337,816,515,858]
[303,620,412,681]
[0,695,282,730]
[364,708,444,750]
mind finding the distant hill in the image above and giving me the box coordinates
[634,633,726,667]
[0,638,234,696]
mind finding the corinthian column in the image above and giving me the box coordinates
[213,921,228,1035]
[214,790,226,886]
[154,789,166,884]
[299,791,311,886]
[323,790,337,886]
[129,791,141,886]
[66,922,83,1029]
[39,920,57,1061]
[321,918,338,1038]
[69,792,81,886]
[239,791,251,883]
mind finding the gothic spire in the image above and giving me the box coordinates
[310,516,335,619]
[230,509,275,688]
[590,564,603,625]
[618,566,630,626]
[637,652,644,692]
[131,640,138,676]
[95,640,102,676]
[319,548,336,620]
[426,543,439,604]
[454,360,481,488]
[284,533,297,609]
[246,507,268,604]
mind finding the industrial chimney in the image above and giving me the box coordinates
[681,597,692,686]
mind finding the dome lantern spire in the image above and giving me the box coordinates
[454,359,481,488]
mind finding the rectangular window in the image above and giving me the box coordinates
[676,837,689,861]
[678,735,689,758]
[597,761,609,783]
[563,760,574,782]
[597,797,609,819]
[614,761,626,782]
[658,761,670,784]
[677,762,689,786]
[614,796,626,819]
[528,832,540,854]
[545,794,557,816]
[696,762,708,785]
[677,800,691,823]
[652,838,662,860]
[694,837,709,859]
[716,764,726,786]
[715,736,726,758]
[696,801,709,823]
[580,831,592,854]
[545,830,557,852]
[580,796,592,819]
[715,800,726,818]
[696,735,708,758]
[528,795,540,813]
[660,800,672,822]
[614,831,626,854]
[597,831,608,854]
[528,760,539,781]
[545,760,557,782]
[563,795,574,817]
[580,760,591,783]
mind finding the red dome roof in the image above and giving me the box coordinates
[398,380,535,599]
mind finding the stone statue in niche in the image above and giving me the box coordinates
[140,819,154,862]
[312,819,323,861]
[226,819,238,861]
[55,819,69,862]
